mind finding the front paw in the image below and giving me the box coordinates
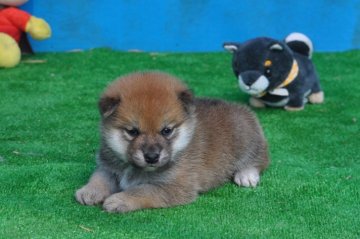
[103,193,134,213]
[75,185,109,205]
[234,168,260,187]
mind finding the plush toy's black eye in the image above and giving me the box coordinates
[264,67,272,78]
[125,128,140,137]
[161,127,173,137]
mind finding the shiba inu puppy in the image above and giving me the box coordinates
[75,71,269,213]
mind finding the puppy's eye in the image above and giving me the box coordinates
[161,127,173,137]
[125,128,140,137]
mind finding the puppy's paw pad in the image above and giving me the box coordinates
[75,186,107,205]
[234,168,260,187]
[103,194,132,213]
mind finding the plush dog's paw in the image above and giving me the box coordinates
[309,91,324,104]
[284,105,304,111]
[103,193,134,213]
[75,185,109,205]
[234,168,260,187]
[249,97,266,108]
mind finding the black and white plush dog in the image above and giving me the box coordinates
[224,33,324,111]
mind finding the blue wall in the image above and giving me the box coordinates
[23,0,360,52]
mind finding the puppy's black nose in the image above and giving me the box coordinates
[144,152,160,164]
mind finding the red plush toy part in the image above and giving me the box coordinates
[0,7,31,42]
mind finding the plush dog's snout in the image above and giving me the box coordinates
[239,71,262,86]
[238,71,269,95]
[144,152,160,164]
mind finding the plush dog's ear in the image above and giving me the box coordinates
[223,42,241,53]
[98,96,121,118]
[178,89,195,114]
[269,43,283,51]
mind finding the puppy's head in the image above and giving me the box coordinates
[99,72,196,171]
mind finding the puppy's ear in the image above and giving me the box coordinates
[178,89,195,114]
[98,96,121,118]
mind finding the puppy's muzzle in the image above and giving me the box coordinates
[142,144,162,164]
[144,152,160,164]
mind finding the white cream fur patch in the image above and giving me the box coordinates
[269,88,289,97]
[172,120,196,158]
[234,168,260,187]
[251,75,269,94]
[224,44,239,53]
[309,91,324,104]
[105,128,128,161]
[238,75,269,95]
[285,32,313,58]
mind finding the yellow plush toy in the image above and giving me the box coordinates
[0,0,51,68]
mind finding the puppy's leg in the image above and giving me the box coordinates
[75,168,117,205]
[234,144,269,187]
[234,167,260,187]
[103,184,196,213]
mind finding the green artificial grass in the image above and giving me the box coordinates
[0,49,359,238]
